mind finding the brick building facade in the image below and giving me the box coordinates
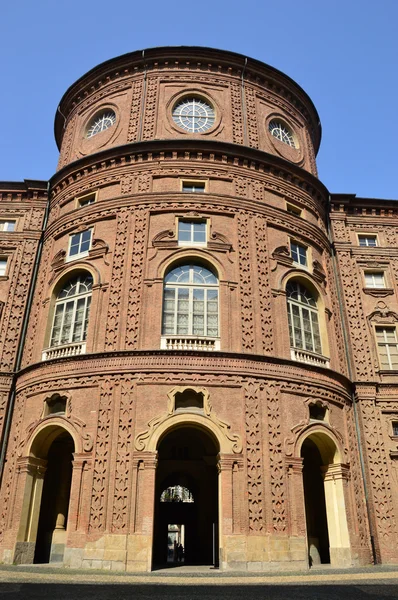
[0,46,396,571]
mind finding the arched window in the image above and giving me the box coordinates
[286,281,322,354]
[50,273,93,348]
[162,264,218,338]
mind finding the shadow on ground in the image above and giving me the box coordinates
[1,584,398,599]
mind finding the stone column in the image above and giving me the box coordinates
[322,463,351,566]
[127,451,157,572]
[285,456,307,564]
[14,457,47,564]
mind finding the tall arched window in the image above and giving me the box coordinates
[50,273,93,348]
[162,264,218,338]
[286,281,322,355]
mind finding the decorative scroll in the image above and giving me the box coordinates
[135,386,242,454]
[230,82,244,144]
[245,380,263,532]
[125,208,147,349]
[105,208,130,350]
[127,78,144,142]
[112,379,134,531]
[255,216,273,354]
[89,380,114,531]
[265,381,286,532]
[237,214,255,351]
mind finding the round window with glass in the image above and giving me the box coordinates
[172,97,215,133]
[162,264,218,337]
[86,110,116,138]
[268,120,296,148]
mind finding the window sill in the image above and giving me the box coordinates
[363,288,394,297]
[65,251,90,263]
[290,348,330,368]
[178,242,207,247]
[160,336,220,352]
[42,341,87,361]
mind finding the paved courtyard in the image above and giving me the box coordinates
[1,565,398,599]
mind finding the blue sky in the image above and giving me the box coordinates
[1,1,397,199]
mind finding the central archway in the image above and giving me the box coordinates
[152,425,219,568]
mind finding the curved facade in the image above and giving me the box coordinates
[1,46,397,571]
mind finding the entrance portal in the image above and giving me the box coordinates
[302,437,330,564]
[34,431,74,563]
[152,426,219,567]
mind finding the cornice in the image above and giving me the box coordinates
[55,46,321,152]
[16,350,352,398]
[50,139,329,205]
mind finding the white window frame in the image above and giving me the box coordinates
[364,272,386,288]
[49,275,93,348]
[66,229,92,262]
[0,257,7,276]
[181,180,206,193]
[287,282,322,355]
[178,219,207,247]
[376,327,398,370]
[290,241,308,267]
[358,234,378,247]
[162,265,219,338]
[0,220,16,232]
[76,192,96,208]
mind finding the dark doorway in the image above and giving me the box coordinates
[153,426,219,568]
[301,437,330,565]
[34,432,74,563]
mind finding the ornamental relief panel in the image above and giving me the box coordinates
[134,386,242,454]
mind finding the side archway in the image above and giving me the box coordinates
[14,424,75,565]
[298,428,351,567]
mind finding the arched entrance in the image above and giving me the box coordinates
[301,431,350,567]
[15,426,75,564]
[34,430,74,563]
[152,425,219,568]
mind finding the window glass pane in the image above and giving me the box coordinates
[178,222,192,242]
[0,259,7,276]
[291,244,299,263]
[80,230,92,252]
[59,301,74,344]
[193,222,206,242]
[359,236,377,247]
[69,234,81,256]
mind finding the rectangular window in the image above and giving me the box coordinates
[365,272,385,288]
[291,241,307,266]
[178,220,207,245]
[376,327,398,370]
[392,422,398,436]
[77,192,96,207]
[182,182,205,193]
[0,220,16,232]
[286,203,302,217]
[358,235,377,247]
[68,229,92,258]
[0,258,7,276]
